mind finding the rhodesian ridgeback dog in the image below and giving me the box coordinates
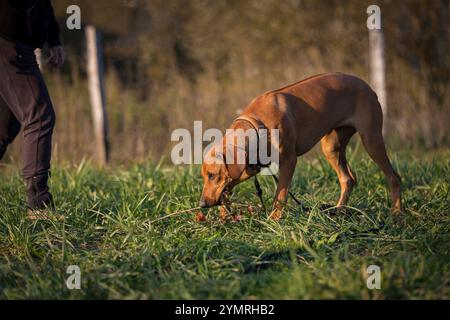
[199,72,402,219]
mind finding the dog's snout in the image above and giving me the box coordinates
[199,198,207,208]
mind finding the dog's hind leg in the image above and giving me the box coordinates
[321,126,357,207]
[358,128,402,213]
[355,99,402,212]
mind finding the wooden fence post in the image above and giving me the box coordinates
[85,25,109,165]
[369,28,387,136]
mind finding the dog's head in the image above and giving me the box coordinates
[199,131,258,208]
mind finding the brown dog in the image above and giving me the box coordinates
[199,73,402,218]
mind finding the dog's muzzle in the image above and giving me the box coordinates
[199,198,208,208]
[199,185,231,208]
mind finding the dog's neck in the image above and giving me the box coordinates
[230,115,271,172]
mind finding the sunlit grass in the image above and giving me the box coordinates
[0,150,448,299]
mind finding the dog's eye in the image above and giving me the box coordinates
[208,173,215,181]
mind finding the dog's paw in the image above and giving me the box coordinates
[269,208,282,220]
[391,206,403,215]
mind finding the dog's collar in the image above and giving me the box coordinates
[233,115,266,132]
[232,115,270,170]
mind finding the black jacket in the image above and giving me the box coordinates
[0,0,61,49]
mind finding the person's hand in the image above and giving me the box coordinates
[47,46,65,69]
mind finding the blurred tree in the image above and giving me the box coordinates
[32,0,448,163]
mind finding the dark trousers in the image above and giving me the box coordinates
[0,36,55,209]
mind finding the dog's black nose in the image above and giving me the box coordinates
[199,199,207,208]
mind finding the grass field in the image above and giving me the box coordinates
[0,148,449,299]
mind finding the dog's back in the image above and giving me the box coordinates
[242,73,381,153]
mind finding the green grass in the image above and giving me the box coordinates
[0,149,449,299]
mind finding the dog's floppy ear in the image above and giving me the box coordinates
[223,136,246,180]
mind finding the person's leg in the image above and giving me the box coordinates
[0,38,56,210]
[0,95,21,160]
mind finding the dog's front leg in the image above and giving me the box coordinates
[270,156,297,220]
